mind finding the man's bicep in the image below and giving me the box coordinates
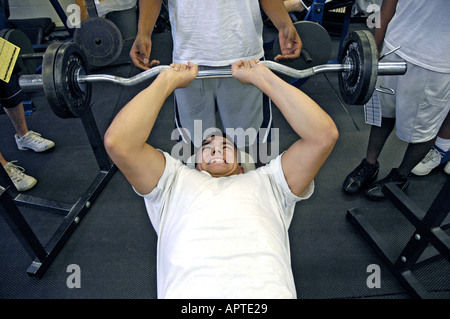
[118,145,166,195]
[281,140,328,197]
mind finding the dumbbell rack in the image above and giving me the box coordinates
[0,105,117,278]
[347,178,450,298]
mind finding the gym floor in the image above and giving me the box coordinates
[0,20,449,300]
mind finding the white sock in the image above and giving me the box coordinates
[435,137,450,152]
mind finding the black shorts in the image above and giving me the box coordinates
[0,72,26,108]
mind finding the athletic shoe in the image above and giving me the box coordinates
[411,146,450,176]
[444,161,450,175]
[15,131,55,152]
[343,159,379,194]
[3,161,37,191]
[365,168,410,201]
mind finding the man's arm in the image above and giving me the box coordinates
[259,0,302,60]
[130,0,163,70]
[374,0,398,52]
[104,63,198,195]
[232,60,338,196]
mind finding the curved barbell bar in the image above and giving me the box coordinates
[19,60,406,91]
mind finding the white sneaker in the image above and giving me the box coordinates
[3,161,37,191]
[444,161,450,175]
[411,146,449,176]
[15,131,55,152]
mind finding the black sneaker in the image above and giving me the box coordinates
[365,168,410,201]
[343,159,380,194]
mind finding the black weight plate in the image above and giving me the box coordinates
[42,42,75,118]
[73,17,123,67]
[1,28,38,75]
[272,21,332,82]
[338,30,378,105]
[0,29,8,38]
[53,42,92,118]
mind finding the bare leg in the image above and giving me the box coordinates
[3,102,29,138]
[0,150,7,166]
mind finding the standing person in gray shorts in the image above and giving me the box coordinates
[130,0,302,162]
[342,0,450,200]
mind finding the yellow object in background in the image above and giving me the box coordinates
[0,37,20,83]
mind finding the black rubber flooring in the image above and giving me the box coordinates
[0,22,448,300]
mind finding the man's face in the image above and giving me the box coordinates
[195,136,243,177]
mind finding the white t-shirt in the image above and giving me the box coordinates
[167,0,265,66]
[384,0,450,73]
[136,151,314,298]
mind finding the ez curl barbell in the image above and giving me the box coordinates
[19,30,406,119]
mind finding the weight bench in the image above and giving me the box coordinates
[0,19,116,278]
[0,100,117,278]
[347,177,450,298]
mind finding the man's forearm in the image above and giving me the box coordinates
[236,62,337,196]
[259,0,293,30]
[104,72,174,196]
[105,64,197,195]
[105,72,177,155]
[254,67,336,144]
[374,0,398,51]
[137,0,163,36]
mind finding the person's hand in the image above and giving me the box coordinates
[164,62,198,88]
[231,59,269,85]
[130,33,160,70]
[274,24,302,61]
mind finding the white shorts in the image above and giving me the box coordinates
[174,66,265,148]
[378,46,450,143]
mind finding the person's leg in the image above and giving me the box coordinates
[437,111,450,139]
[365,57,450,200]
[395,64,450,177]
[342,118,394,194]
[0,148,37,191]
[174,76,217,149]
[366,117,396,165]
[398,139,437,176]
[1,74,54,152]
[412,111,450,175]
[3,102,29,137]
[0,150,7,166]
[437,115,450,174]
[343,43,403,195]
[216,77,264,165]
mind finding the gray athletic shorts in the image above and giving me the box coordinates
[174,66,265,148]
[378,46,450,143]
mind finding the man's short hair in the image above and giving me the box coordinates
[195,131,241,167]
